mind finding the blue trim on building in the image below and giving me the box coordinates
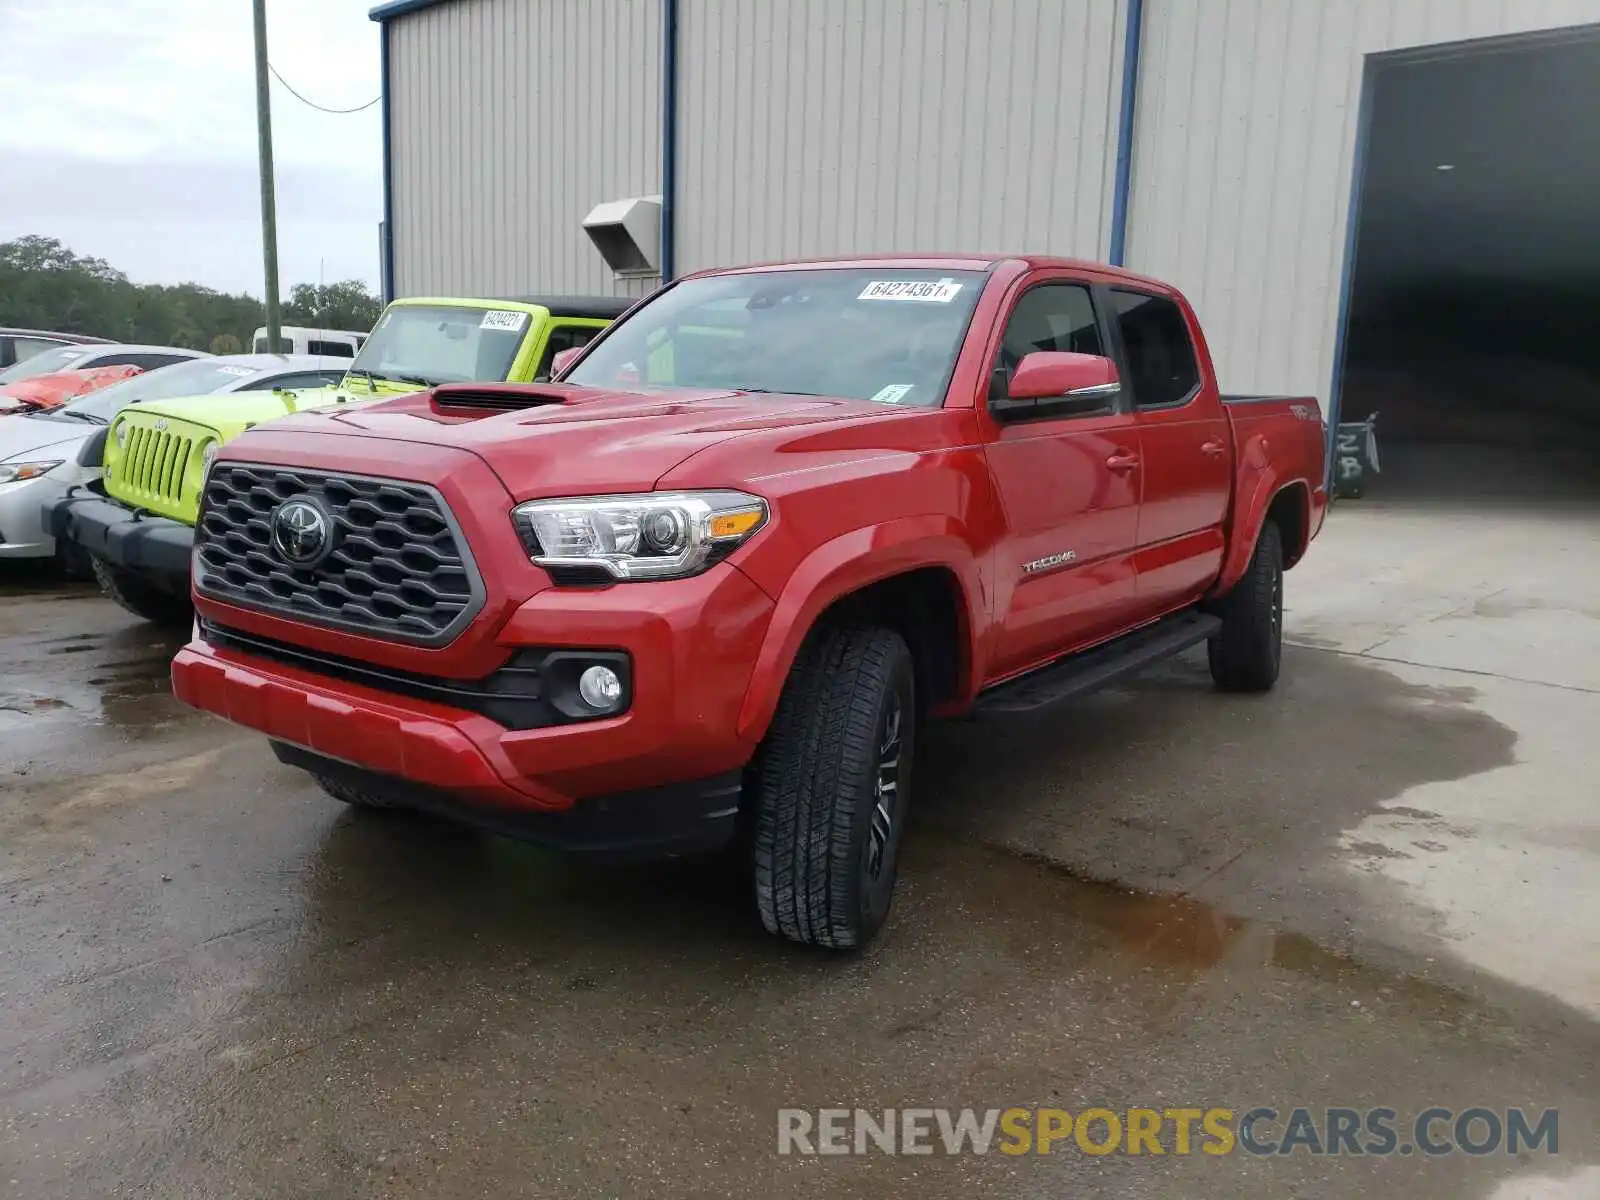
[379,20,396,300]
[660,0,680,281]
[369,0,453,22]
[1108,0,1144,267]
[1325,59,1377,488]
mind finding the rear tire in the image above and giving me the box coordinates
[751,624,915,950]
[91,555,192,628]
[1207,521,1284,693]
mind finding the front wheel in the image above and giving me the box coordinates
[1207,521,1284,693]
[751,624,916,950]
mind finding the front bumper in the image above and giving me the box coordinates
[171,562,777,854]
[0,475,63,559]
[45,492,193,577]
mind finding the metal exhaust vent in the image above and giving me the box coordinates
[582,195,662,278]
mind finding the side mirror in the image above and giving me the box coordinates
[550,346,584,380]
[991,351,1121,421]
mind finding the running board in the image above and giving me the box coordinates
[974,610,1222,716]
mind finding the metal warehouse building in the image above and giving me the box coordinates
[368,0,1600,460]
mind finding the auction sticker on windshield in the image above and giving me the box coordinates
[480,309,530,332]
[858,279,964,303]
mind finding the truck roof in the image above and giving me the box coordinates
[496,295,635,320]
[690,254,1177,292]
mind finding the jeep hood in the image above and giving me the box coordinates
[232,385,912,499]
[123,385,396,437]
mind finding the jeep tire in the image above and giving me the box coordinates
[91,555,193,629]
[751,624,915,950]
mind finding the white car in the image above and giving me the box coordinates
[0,354,349,566]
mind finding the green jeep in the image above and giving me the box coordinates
[49,294,631,625]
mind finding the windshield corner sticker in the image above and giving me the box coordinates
[480,309,529,332]
[858,278,964,303]
[871,383,916,405]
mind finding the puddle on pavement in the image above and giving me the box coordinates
[0,623,191,740]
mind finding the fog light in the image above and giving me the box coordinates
[578,664,624,711]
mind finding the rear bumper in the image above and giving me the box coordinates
[46,492,193,577]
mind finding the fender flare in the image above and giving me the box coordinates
[735,515,985,743]
[1215,456,1312,596]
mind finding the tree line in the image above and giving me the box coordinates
[0,236,384,354]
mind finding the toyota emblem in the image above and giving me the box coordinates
[271,497,333,567]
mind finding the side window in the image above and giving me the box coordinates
[535,324,601,380]
[12,336,67,362]
[1109,290,1200,409]
[101,352,193,371]
[997,284,1104,378]
[307,340,355,358]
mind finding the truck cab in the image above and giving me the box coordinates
[49,295,633,624]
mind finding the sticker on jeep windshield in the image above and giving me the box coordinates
[216,366,253,377]
[858,278,964,303]
[479,309,529,332]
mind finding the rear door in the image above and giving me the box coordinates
[1105,288,1231,619]
[981,277,1143,677]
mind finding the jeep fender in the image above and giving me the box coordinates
[735,515,984,743]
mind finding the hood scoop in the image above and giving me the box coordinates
[431,383,574,413]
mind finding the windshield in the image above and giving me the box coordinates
[346,305,526,386]
[0,344,96,383]
[52,358,268,422]
[565,268,986,405]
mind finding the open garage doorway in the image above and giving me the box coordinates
[1338,26,1600,503]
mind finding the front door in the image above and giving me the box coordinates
[981,280,1143,678]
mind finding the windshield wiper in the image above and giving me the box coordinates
[726,385,826,397]
[49,409,107,425]
[347,367,436,391]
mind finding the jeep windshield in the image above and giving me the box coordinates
[346,304,529,388]
[564,268,986,407]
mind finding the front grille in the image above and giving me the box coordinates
[120,425,195,505]
[195,463,484,646]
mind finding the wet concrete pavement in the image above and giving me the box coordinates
[1,483,1597,1199]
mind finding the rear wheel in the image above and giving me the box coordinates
[91,555,192,628]
[751,624,915,950]
[1207,521,1284,693]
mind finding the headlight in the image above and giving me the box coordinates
[201,441,220,467]
[0,460,63,484]
[114,421,129,447]
[512,490,768,582]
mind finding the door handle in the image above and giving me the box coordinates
[1105,451,1140,473]
[1201,439,1227,458]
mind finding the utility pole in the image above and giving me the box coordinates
[253,0,282,351]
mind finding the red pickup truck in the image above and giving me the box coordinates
[172,255,1326,949]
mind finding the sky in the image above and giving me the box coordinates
[0,0,384,296]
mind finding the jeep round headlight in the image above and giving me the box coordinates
[511,491,768,582]
[113,422,129,447]
[201,441,220,467]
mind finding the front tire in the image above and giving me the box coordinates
[751,624,915,950]
[91,555,193,628]
[1208,521,1284,693]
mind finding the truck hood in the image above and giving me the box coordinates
[0,416,92,461]
[233,384,912,499]
[124,385,398,439]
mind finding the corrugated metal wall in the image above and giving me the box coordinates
[387,0,661,298]
[675,0,1126,273]
[1127,0,1600,401]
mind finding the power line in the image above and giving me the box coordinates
[267,62,379,114]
